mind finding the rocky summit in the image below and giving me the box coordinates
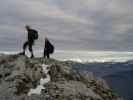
[0,54,123,100]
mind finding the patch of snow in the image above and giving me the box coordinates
[28,64,51,96]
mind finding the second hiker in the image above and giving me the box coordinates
[44,37,54,59]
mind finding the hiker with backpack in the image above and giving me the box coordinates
[20,25,38,58]
[44,37,54,59]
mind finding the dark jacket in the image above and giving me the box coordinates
[44,39,54,54]
[27,29,38,41]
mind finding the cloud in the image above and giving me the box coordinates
[0,0,133,51]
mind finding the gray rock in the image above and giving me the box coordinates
[47,81,102,100]
[78,71,95,81]
[0,54,123,100]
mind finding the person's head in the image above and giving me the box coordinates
[25,25,30,30]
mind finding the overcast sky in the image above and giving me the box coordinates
[0,0,133,51]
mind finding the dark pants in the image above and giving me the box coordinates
[44,49,50,59]
[23,40,34,57]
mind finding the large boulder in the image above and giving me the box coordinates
[46,81,102,100]
[0,55,44,100]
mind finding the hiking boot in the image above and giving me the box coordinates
[30,54,34,58]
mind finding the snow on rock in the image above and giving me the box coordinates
[28,64,51,96]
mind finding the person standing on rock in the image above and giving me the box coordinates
[19,25,39,58]
[44,37,54,59]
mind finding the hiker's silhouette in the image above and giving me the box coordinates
[44,37,54,59]
[20,25,38,58]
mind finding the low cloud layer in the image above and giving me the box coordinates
[0,0,133,51]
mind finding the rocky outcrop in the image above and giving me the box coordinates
[0,54,123,100]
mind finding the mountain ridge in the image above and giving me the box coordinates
[0,54,123,100]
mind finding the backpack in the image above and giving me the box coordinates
[32,30,38,40]
[48,41,54,54]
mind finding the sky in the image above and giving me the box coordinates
[0,0,133,51]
